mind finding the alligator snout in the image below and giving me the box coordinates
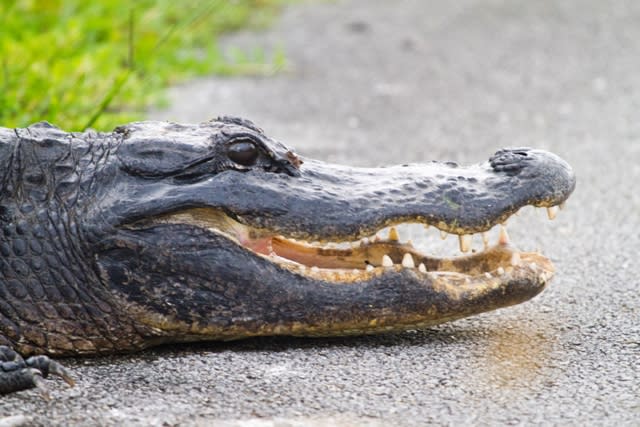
[489,147,576,211]
[208,146,576,239]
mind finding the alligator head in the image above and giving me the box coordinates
[0,117,575,355]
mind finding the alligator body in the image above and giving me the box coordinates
[0,117,575,395]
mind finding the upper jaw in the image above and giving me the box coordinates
[209,147,575,240]
[106,147,574,242]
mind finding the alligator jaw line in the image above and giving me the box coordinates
[142,206,561,286]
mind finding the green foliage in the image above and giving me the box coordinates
[0,0,286,130]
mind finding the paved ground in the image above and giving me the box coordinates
[2,0,639,425]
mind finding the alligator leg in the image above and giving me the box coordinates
[0,346,75,399]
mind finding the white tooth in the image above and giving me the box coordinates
[351,242,360,249]
[366,264,375,272]
[402,253,415,268]
[352,269,360,274]
[547,206,559,220]
[459,235,472,253]
[482,232,490,249]
[439,230,448,240]
[497,267,505,275]
[418,263,427,273]
[361,237,370,245]
[388,227,399,241]
[498,225,510,245]
[530,262,537,270]
[423,224,430,230]
[406,239,414,247]
[374,235,381,242]
[299,265,307,272]
[559,201,566,210]
[382,255,394,267]
[510,252,521,266]
[311,266,320,273]
[485,272,493,279]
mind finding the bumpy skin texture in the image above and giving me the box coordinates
[0,117,575,395]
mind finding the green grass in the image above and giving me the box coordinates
[0,0,288,131]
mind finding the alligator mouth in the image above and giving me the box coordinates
[139,207,558,286]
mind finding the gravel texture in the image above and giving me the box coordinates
[2,0,639,425]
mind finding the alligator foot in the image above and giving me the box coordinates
[0,346,75,399]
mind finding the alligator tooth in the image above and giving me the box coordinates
[406,239,414,247]
[482,232,490,249]
[423,224,430,230]
[439,230,448,240]
[374,235,381,242]
[485,272,493,279]
[547,206,559,220]
[401,253,415,268]
[360,237,370,247]
[559,201,566,210]
[388,227,399,242]
[299,265,307,272]
[366,264,375,272]
[382,254,394,267]
[459,235,472,253]
[510,252,521,267]
[498,225,510,245]
[311,266,320,273]
[529,262,537,270]
[352,269,360,275]
[497,267,505,275]
[418,263,427,273]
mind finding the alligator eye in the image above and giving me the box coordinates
[228,140,259,166]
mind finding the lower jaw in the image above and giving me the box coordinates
[142,247,553,343]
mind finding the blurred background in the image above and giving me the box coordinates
[0,0,287,130]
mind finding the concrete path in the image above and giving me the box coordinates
[2,0,639,425]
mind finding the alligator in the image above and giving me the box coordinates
[0,117,575,397]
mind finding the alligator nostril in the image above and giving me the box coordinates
[489,148,534,174]
[514,151,529,157]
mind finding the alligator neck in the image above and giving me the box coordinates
[0,124,148,356]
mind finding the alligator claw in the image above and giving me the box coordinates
[24,355,76,387]
[0,346,74,398]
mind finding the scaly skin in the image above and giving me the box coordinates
[0,117,575,395]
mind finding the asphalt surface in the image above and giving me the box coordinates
[2,0,639,425]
